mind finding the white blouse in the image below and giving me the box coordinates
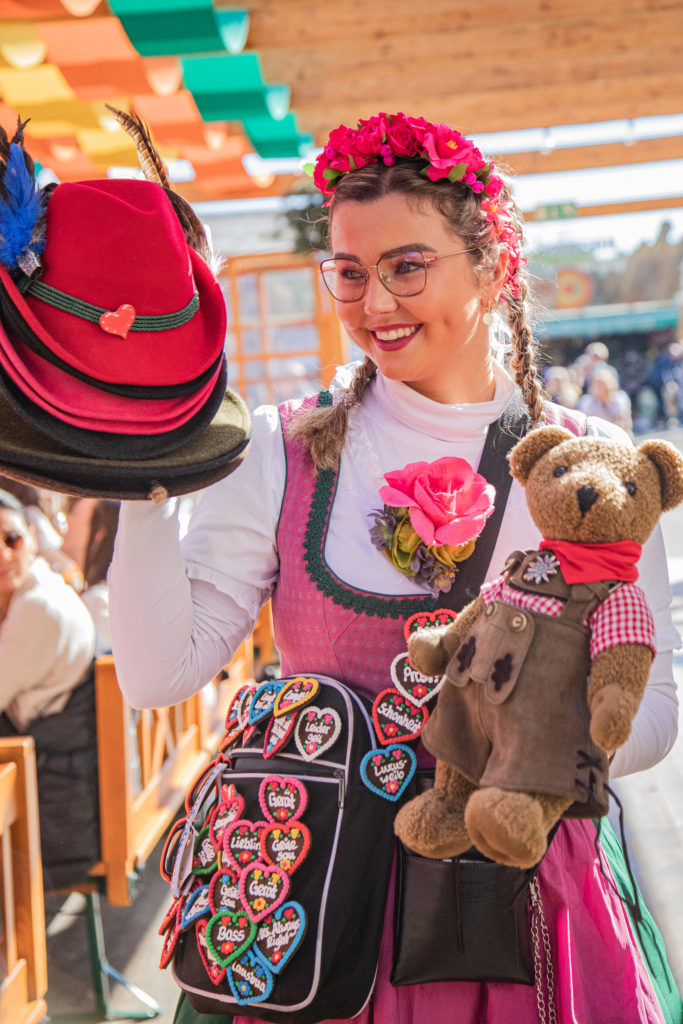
[108,363,680,779]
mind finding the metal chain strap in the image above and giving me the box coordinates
[529,877,557,1024]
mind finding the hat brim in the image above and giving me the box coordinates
[0,385,251,500]
[0,342,230,459]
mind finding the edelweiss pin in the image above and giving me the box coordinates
[523,552,559,584]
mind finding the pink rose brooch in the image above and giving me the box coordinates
[370,457,496,594]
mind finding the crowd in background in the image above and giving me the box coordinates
[543,337,683,435]
[0,483,120,886]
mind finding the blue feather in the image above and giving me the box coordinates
[0,143,45,271]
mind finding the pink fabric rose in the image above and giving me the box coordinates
[379,456,495,547]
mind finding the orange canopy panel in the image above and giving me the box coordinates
[61,60,153,100]
[132,90,202,126]
[36,16,137,64]
[41,147,100,180]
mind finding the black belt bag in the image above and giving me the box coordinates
[390,840,535,986]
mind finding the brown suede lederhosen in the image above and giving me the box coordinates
[422,550,617,817]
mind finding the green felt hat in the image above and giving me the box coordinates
[0,385,250,500]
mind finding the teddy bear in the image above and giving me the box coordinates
[394,426,683,869]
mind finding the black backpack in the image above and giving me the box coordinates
[161,674,399,1022]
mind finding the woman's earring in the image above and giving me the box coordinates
[483,301,494,326]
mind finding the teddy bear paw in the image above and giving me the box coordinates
[394,789,471,860]
[464,788,548,869]
[590,684,634,751]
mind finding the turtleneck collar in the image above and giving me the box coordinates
[368,360,516,442]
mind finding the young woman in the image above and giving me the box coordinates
[109,114,681,1023]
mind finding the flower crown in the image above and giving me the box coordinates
[305,112,525,298]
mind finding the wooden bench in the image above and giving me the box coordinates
[0,736,48,1024]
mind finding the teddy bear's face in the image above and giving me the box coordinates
[524,438,665,544]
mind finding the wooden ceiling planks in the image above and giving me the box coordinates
[246,0,683,142]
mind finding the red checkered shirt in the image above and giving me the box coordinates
[479,576,656,660]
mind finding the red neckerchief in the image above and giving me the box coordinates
[539,537,642,584]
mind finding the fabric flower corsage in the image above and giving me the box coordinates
[370,457,496,594]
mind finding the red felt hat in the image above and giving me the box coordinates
[21,179,226,389]
[0,130,250,496]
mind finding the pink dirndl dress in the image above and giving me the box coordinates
[233,396,666,1024]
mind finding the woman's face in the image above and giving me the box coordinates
[0,508,35,600]
[329,192,501,404]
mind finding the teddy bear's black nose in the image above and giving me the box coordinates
[577,485,599,513]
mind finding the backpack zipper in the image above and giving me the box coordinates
[229,754,346,808]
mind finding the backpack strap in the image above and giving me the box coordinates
[437,393,529,612]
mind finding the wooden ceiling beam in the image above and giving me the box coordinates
[555,195,683,219]
[500,137,683,176]
[290,73,683,140]
[259,19,683,84]
[246,0,681,48]
[270,47,683,115]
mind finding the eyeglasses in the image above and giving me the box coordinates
[0,531,25,552]
[319,248,476,302]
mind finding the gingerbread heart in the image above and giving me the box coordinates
[196,919,227,985]
[99,303,135,338]
[235,684,260,729]
[263,709,296,759]
[158,895,184,936]
[220,718,244,752]
[226,683,251,727]
[372,687,428,745]
[159,902,182,968]
[273,676,320,717]
[180,883,211,929]
[223,820,267,871]
[227,949,274,1005]
[258,776,308,823]
[239,860,290,923]
[360,744,416,801]
[209,786,246,848]
[294,706,342,761]
[206,909,257,968]
[403,608,458,645]
[160,817,186,882]
[260,822,311,875]
[253,902,307,974]
[390,651,445,707]
[208,867,242,914]
[248,679,285,725]
[192,823,220,875]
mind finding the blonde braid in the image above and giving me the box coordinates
[287,357,378,471]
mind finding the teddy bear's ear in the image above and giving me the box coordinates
[507,426,574,485]
[638,439,683,512]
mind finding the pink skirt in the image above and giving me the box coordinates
[234,819,665,1024]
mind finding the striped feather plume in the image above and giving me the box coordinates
[106,105,171,190]
[0,118,47,274]
[107,105,218,272]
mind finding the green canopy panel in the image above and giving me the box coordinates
[111,1,250,57]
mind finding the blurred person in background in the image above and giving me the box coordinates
[0,489,99,887]
[62,498,120,656]
[542,365,581,409]
[577,364,633,434]
[0,476,82,588]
